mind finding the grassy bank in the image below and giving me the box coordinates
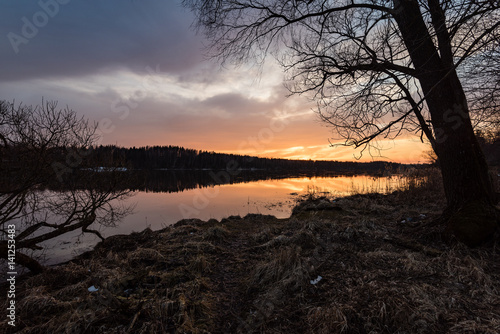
[2,169,500,333]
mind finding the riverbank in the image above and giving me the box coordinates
[2,181,500,333]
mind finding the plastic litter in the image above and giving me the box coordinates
[310,275,322,285]
[88,285,99,292]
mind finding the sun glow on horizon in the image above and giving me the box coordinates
[220,137,429,164]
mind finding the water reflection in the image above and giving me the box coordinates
[114,174,411,234]
[121,170,356,193]
[39,173,411,265]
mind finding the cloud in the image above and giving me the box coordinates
[198,92,277,118]
[0,0,201,82]
[0,1,427,163]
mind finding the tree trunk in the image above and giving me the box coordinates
[0,244,45,274]
[15,251,45,274]
[393,0,498,245]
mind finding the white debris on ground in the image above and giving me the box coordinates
[310,276,322,285]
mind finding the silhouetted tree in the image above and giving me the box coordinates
[0,100,132,273]
[184,0,499,245]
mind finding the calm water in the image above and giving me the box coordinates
[36,174,409,265]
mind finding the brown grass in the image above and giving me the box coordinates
[2,168,500,333]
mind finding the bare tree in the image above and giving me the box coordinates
[0,100,132,273]
[461,38,500,133]
[184,0,499,245]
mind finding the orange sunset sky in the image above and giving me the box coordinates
[0,1,428,163]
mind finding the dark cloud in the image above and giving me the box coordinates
[0,1,358,160]
[201,92,278,116]
[0,0,202,82]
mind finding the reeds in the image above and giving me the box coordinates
[348,167,443,197]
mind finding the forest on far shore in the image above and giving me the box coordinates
[84,144,408,173]
[84,130,499,172]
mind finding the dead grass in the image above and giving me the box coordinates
[252,246,310,291]
[2,169,500,333]
[202,225,230,243]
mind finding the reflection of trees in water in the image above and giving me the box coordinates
[100,169,398,194]
[0,100,132,273]
[37,159,425,194]
[128,170,316,193]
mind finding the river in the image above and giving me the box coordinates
[35,173,413,265]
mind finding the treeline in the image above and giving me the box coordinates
[84,145,408,173]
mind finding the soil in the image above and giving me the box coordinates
[2,186,500,333]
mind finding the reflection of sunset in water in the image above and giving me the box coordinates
[223,175,405,196]
[40,175,415,264]
[111,175,412,235]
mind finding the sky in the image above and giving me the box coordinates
[0,0,429,163]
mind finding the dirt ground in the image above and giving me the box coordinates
[2,181,500,333]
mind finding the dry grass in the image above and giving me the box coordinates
[347,166,444,198]
[252,246,311,291]
[202,225,230,243]
[2,168,500,333]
